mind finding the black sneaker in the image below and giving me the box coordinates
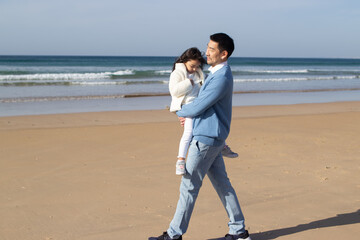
[148,231,182,240]
[224,230,251,240]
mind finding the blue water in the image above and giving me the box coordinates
[0,56,360,116]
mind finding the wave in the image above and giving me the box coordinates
[0,93,170,103]
[1,75,358,86]
[233,88,360,94]
[0,72,112,81]
[72,80,168,85]
[2,67,360,83]
[112,70,135,76]
[307,69,360,75]
[235,69,309,74]
[232,69,360,75]
[234,75,360,83]
[0,69,170,81]
[0,79,169,86]
[155,70,172,75]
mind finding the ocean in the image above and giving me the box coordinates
[1,55,360,116]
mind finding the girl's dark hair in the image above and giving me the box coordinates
[172,47,206,72]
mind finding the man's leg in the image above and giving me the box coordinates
[167,140,223,238]
[207,153,246,235]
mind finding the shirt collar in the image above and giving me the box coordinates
[208,61,228,74]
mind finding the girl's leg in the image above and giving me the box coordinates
[177,117,193,159]
[176,117,193,175]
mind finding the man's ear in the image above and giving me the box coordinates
[221,50,228,60]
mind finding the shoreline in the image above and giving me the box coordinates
[2,88,360,103]
[1,101,359,239]
[1,101,360,130]
[2,89,360,117]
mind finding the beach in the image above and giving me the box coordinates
[0,101,359,240]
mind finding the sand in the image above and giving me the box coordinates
[0,101,359,240]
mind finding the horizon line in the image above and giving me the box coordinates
[0,54,359,60]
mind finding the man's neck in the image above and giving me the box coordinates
[211,60,227,68]
[209,61,228,74]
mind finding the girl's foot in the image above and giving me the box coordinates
[176,160,185,175]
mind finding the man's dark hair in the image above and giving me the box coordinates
[210,33,235,58]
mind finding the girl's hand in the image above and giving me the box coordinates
[178,117,186,127]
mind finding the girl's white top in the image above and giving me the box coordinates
[169,63,205,112]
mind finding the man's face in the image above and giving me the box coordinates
[206,40,227,67]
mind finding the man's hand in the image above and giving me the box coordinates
[178,117,186,127]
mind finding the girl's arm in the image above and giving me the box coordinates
[169,71,193,97]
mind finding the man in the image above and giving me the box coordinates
[149,33,251,240]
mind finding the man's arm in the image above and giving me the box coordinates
[176,75,229,118]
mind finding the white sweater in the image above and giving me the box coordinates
[169,63,205,112]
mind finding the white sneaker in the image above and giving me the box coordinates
[176,160,185,175]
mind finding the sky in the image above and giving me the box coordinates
[0,0,359,58]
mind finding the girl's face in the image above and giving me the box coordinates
[184,59,201,74]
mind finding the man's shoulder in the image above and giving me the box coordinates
[223,64,232,72]
[212,65,232,78]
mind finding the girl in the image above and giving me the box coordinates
[169,47,205,175]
